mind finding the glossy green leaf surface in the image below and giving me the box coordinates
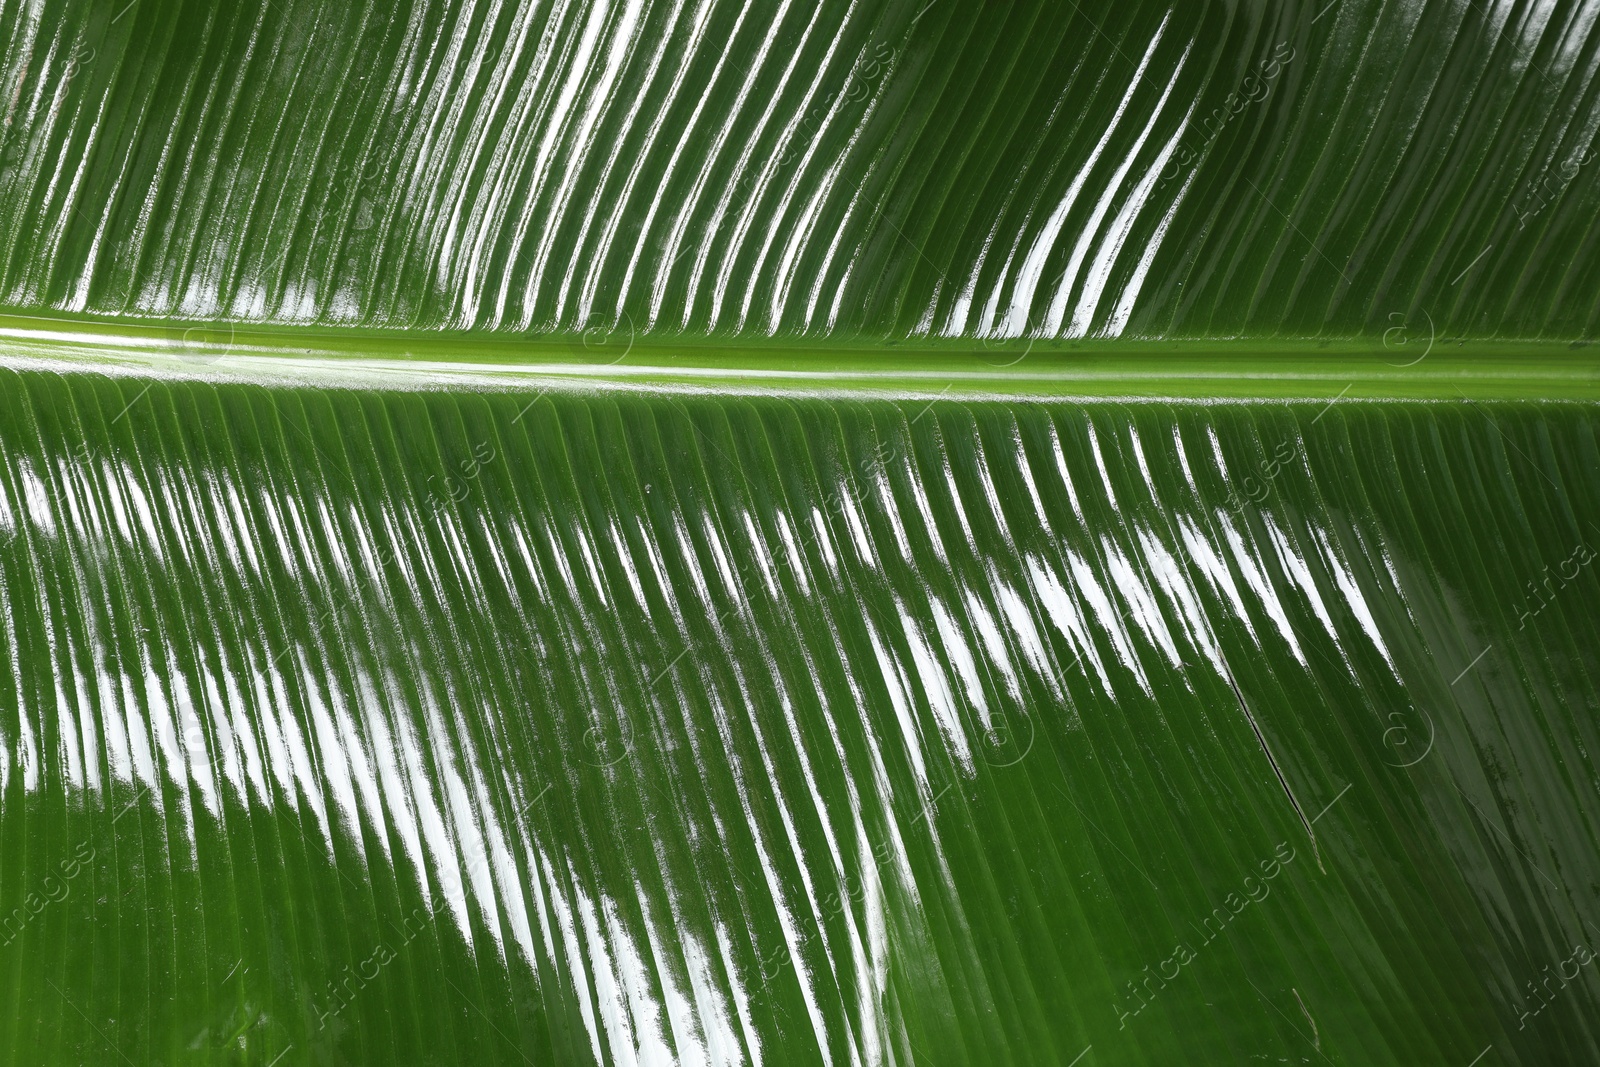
[0,361,1596,1065]
[1,0,1597,338]
[1,0,1599,1064]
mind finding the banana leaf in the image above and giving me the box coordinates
[0,1,1598,1064]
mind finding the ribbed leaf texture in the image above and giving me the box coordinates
[3,0,1600,1063]
[0,366,1597,1065]
[1,0,1597,337]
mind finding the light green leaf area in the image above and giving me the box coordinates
[1,0,1598,1063]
